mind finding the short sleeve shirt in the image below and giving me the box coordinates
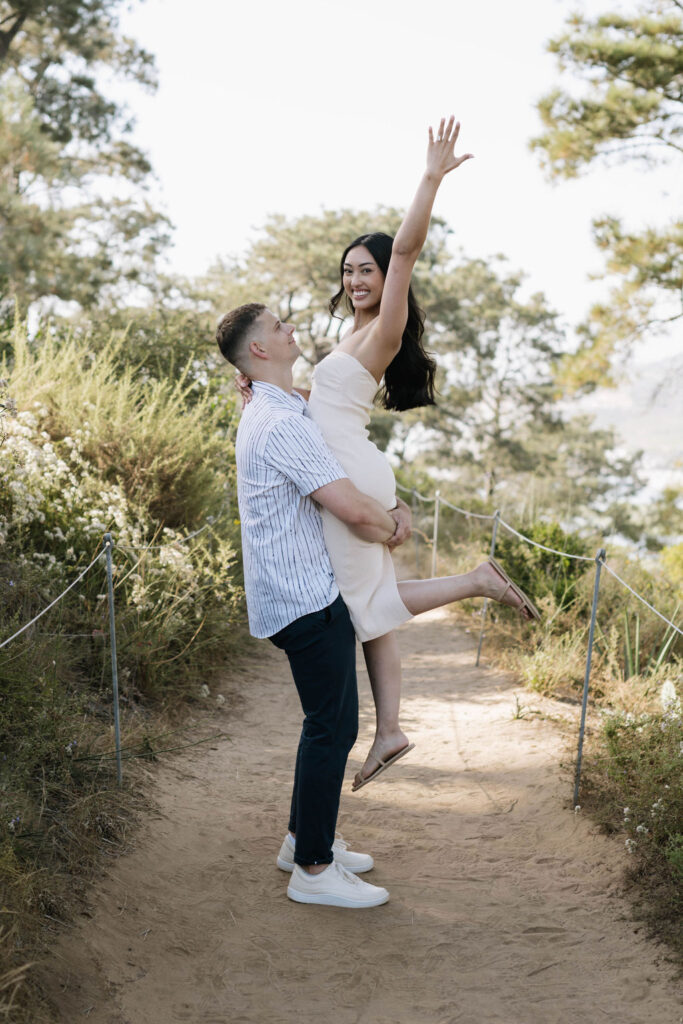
[235,381,348,637]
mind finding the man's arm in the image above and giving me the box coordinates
[310,478,397,544]
[387,496,412,550]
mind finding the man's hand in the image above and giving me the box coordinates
[387,496,412,550]
[310,478,397,544]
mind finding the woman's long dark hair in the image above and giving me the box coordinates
[329,232,437,412]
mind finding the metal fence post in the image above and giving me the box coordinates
[573,548,606,806]
[430,490,441,578]
[412,488,419,577]
[475,510,500,667]
[103,533,123,786]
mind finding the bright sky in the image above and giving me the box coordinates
[117,0,681,370]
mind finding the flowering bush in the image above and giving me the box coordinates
[1,325,245,702]
[583,677,683,949]
[1,320,249,1019]
[0,322,246,846]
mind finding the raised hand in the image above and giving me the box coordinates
[426,115,473,179]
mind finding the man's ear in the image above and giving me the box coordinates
[249,338,268,361]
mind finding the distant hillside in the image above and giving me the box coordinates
[576,354,683,498]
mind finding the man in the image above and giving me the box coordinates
[216,303,409,908]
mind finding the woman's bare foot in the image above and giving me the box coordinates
[352,730,412,790]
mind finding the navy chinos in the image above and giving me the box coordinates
[270,594,358,867]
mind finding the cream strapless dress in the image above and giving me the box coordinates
[308,349,411,643]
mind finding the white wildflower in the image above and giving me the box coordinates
[660,680,681,718]
[216,694,225,706]
[625,839,636,853]
[200,684,210,698]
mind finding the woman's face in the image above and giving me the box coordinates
[342,245,385,311]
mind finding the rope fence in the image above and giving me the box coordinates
[0,517,222,786]
[396,481,681,802]
[1,490,680,802]
[497,518,595,563]
[116,515,219,554]
[0,550,107,651]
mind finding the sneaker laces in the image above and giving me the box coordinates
[334,861,361,885]
[333,833,348,852]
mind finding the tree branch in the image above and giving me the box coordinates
[0,10,27,65]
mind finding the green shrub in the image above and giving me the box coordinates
[582,679,683,950]
[494,520,593,612]
[0,320,248,1019]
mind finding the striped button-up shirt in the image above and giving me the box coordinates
[236,380,347,638]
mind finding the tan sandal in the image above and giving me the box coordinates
[351,743,415,792]
[488,557,541,622]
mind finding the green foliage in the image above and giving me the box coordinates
[517,628,588,696]
[0,317,247,1019]
[418,257,568,503]
[68,305,219,388]
[493,521,593,612]
[661,542,683,596]
[647,486,683,551]
[621,609,680,679]
[531,3,683,179]
[0,2,169,316]
[582,683,683,949]
[556,217,683,392]
[7,325,231,528]
[531,1,683,388]
[0,317,245,706]
[0,2,157,139]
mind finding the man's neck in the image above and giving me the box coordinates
[250,367,294,393]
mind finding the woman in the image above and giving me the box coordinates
[240,117,539,791]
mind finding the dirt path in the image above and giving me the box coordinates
[45,610,681,1024]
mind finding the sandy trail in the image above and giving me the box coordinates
[46,610,681,1024]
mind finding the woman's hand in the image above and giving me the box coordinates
[426,115,473,180]
[234,372,253,408]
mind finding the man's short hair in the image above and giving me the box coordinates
[216,303,265,368]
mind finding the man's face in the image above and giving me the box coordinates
[250,310,300,366]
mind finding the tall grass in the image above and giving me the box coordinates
[0,322,247,1020]
[9,327,229,526]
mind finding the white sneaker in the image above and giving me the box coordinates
[276,833,374,874]
[287,861,389,908]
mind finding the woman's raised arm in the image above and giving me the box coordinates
[359,116,473,373]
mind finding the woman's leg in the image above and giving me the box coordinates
[353,563,532,788]
[355,630,411,788]
[397,561,528,617]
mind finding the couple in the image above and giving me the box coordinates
[216,117,539,909]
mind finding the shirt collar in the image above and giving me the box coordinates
[252,380,307,414]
